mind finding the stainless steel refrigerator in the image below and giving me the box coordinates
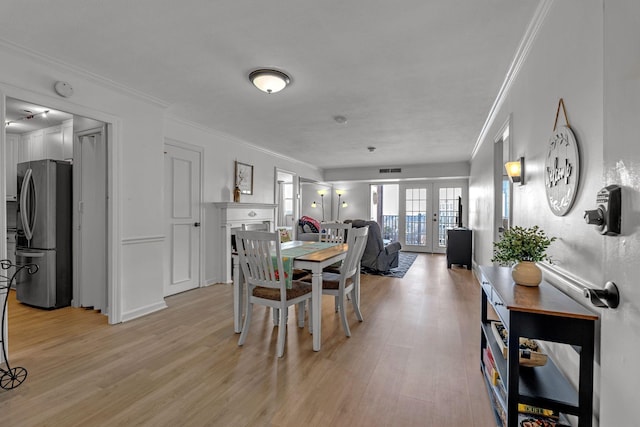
[16,159,72,309]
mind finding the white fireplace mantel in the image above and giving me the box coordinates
[213,202,277,283]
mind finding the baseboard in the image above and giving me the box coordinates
[121,300,168,322]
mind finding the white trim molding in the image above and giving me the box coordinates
[0,38,169,108]
[121,301,168,323]
[122,235,165,245]
[471,0,555,160]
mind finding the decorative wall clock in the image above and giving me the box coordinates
[544,125,580,216]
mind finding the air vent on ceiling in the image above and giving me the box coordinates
[379,168,402,174]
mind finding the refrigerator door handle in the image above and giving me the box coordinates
[19,168,36,241]
[15,250,45,258]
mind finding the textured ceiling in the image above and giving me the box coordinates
[0,1,539,169]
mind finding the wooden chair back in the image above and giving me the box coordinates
[340,226,369,280]
[235,230,285,296]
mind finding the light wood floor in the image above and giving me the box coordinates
[0,254,495,427]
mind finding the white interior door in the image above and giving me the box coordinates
[164,143,201,296]
[75,127,108,312]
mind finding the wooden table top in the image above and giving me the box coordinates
[287,242,348,262]
[480,265,598,321]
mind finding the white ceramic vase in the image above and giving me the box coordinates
[511,261,542,287]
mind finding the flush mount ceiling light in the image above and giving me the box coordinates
[249,69,291,94]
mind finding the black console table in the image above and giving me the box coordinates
[446,228,472,269]
[479,265,597,426]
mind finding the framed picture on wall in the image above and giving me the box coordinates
[235,161,254,194]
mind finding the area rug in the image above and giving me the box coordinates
[361,252,418,278]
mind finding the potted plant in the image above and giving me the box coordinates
[491,225,556,286]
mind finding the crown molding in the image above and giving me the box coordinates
[471,0,555,159]
[0,38,170,109]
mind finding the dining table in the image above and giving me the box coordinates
[233,240,356,351]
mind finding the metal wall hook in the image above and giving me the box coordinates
[583,281,619,309]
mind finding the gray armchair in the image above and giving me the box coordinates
[345,220,402,272]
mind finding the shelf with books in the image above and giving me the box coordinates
[481,320,578,412]
[479,265,598,427]
[481,363,507,427]
[518,403,571,427]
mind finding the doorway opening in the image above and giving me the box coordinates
[370,181,467,253]
[3,96,110,318]
[494,119,512,242]
[275,169,298,230]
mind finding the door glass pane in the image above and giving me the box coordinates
[437,187,462,248]
[283,182,293,216]
[405,188,427,246]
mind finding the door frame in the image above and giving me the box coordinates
[398,182,432,253]
[164,138,204,295]
[274,167,298,230]
[1,87,121,324]
[494,116,512,242]
[73,126,108,312]
[432,180,468,254]
[394,180,469,254]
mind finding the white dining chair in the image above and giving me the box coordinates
[319,222,353,313]
[319,222,352,243]
[235,230,312,357]
[317,225,369,337]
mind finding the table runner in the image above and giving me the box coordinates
[277,242,339,288]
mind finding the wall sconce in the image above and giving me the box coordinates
[505,157,525,185]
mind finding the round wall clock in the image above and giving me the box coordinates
[544,125,580,216]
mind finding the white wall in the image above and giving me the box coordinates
[470,0,640,425]
[600,0,640,424]
[326,182,370,222]
[300,182,332,221]
[0,41,168,322]
[0,42,323,322]
[164,119,322,285]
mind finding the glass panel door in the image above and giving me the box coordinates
[432,184,463,254]
[372,181,467,254]
[399,184,432,252]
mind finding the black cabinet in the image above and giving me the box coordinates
[479,266,597,426]
[446,228,472,269]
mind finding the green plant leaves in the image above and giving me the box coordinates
[491,225,556,266]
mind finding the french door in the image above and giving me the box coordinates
[398,181,466,253]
